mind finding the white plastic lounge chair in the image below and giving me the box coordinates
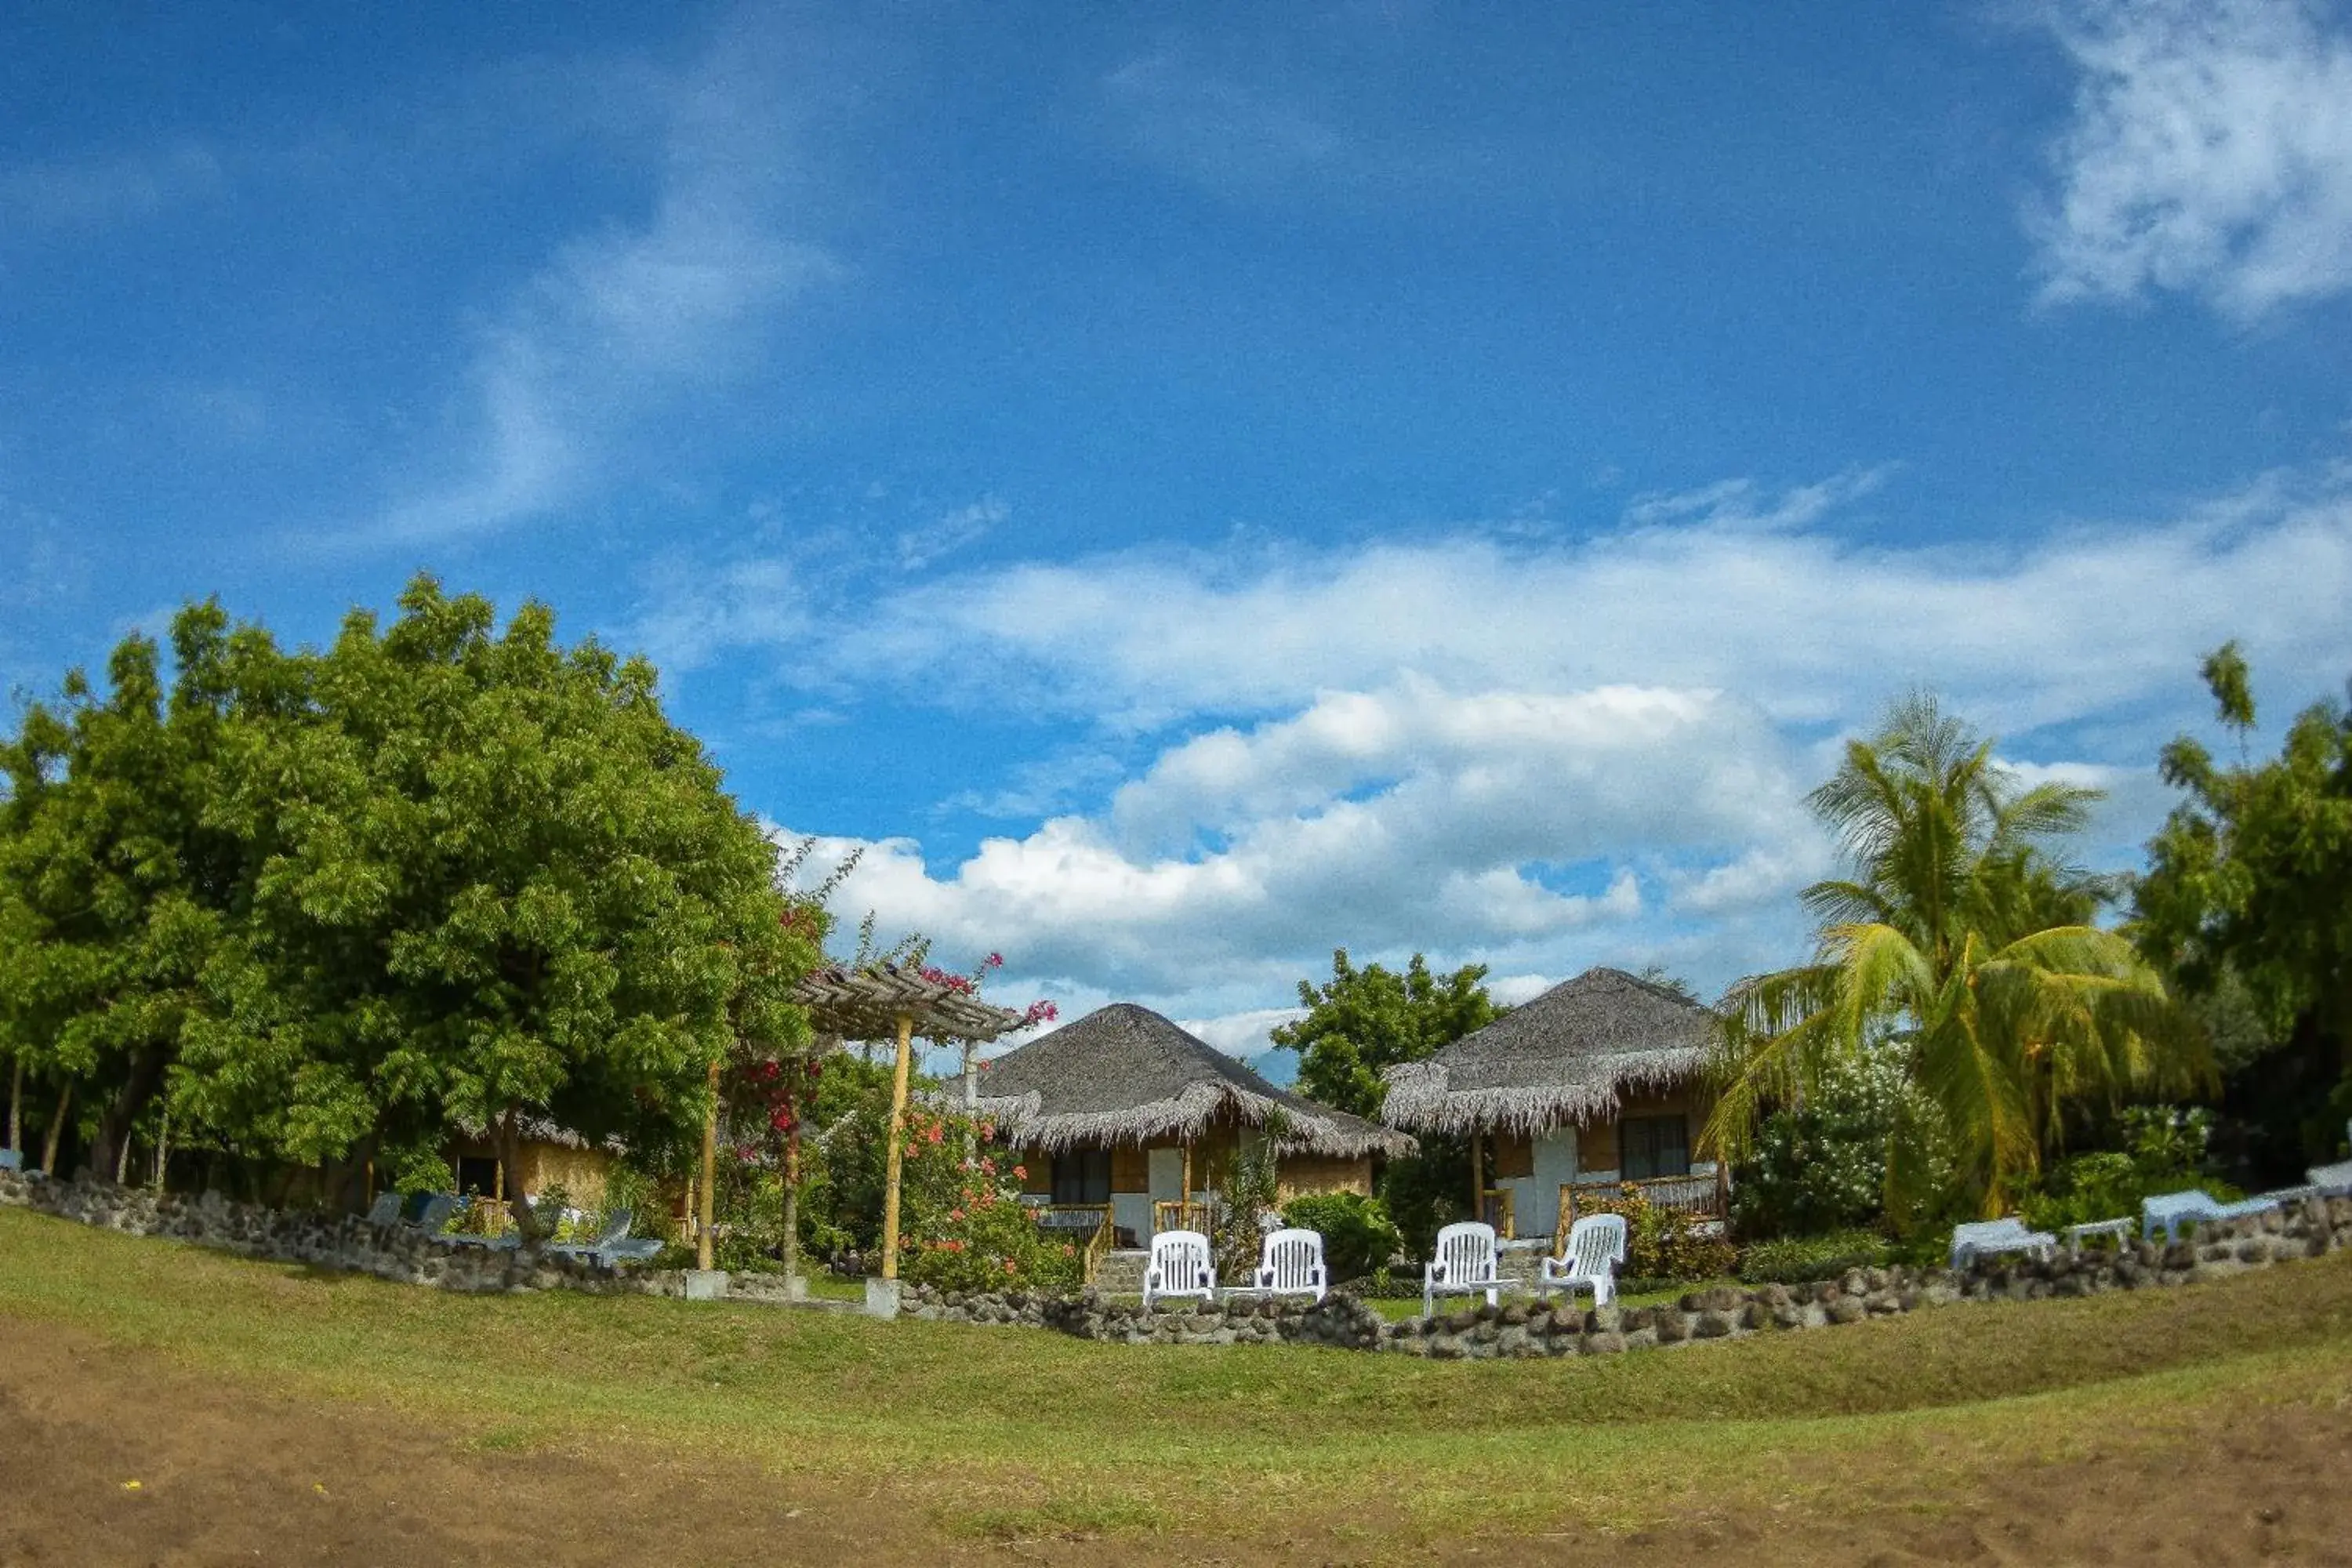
[1949,1217,2057,1270]
[2140,1189,2285,1244]
[363,1191,404,1226]
[0,1149,20,1173]
[1536,1214,1628,1307]
[1142,1229,1216,1309]
[549,1208,661,1268]
[1235,1228,1327,1301]
[1423,1221,1502,1317]
[2310,1160,2352,1197]
[406,1192,461,1236]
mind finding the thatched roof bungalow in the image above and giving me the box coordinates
[1380,967,1722,1239]
[945,1003,1414,1247]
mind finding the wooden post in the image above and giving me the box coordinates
[698,1056,720,1272]
[961,1040,978,1163]
[1181,1139,1193,1232]
[1469,1128,1484,1218]
[878,1012,915,1281]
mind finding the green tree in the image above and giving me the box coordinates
[1272,949,1498,1120]
[1705,693,2201,1221]
[175,576,817,1239]
[2133,644,2352,1178]
[0,606,254,1181]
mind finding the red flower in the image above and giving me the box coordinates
[926,1123,945,1145]
[949,1208,965,1222]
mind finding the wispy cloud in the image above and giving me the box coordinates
[371,16,840,545]
[2028,0,2352,318]
[0,142,223,237]
[1102,49,1348,196]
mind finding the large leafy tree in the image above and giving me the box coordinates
[2,576,815,1232]
[1272,949,1499,1120]
[2133,643,2352,1178]
[179,577,815,1238]
[0,606,254,1181]
[1704,693,2201,1221]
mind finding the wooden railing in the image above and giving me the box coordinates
[1027,1202,1116,1284]
[1152,1199,1219,1239]
[1557,1171,1726,1235]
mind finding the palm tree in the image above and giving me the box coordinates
[1704,693,2205,1221]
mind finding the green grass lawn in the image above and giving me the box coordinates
[5,1204,2351,1542]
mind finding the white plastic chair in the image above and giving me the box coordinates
[1142,1229,1216,1309]
[1422,1221,1501,1316]
[1243,1228,1327,1301]
[2140,1189,2284,1244]
[363,1191,403,1226]
[1536,1214,1627,1306]
[1949,1217,2057,1269]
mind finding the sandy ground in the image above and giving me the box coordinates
[5,1315,2352,1566]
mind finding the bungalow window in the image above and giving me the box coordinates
[1051,1149,1112,1206]
[1618,1114,1690,1181]
[455,1156,500,1197]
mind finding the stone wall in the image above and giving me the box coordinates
[907,1194,2352,1359]
[9,1163,2347,1359]
[0,1168,649,1295]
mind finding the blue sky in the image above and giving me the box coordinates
[5,1,2350,1071]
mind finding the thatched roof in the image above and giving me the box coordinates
[793,962,1026,1043]
[939,1003,1416,1160]
[1380,967,1715,1137]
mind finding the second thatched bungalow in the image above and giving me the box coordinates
[1380,966,1723,1240]
[946,1003,1416,1250]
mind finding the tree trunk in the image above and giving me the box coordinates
[151,1099,169,1192]
[42,1082,73,1175]
[6,1055,21,1154]
[87,1046,167,1185]
[495,1109,546,1246]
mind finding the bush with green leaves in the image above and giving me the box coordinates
[1730,1043,1929,1239]
[2021,1105,2237,1234]
[1577,1185,1737,1284]
[1736,1229,1891,1284]
[893,1105,1082,1294]
[1280,1191,1403,1284]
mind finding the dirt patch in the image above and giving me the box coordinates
[4,1314,2352,1566]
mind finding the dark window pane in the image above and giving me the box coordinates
[1053,1149,1112,1205]
[1619,1116,1690,1181]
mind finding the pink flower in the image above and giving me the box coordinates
[1011,1164,1027,1181]
[1003,1259,1017,1274]
[926,1123,945,1145]
[949,1208,965,1222]
[979,1156,996,1175]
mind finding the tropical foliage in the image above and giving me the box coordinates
[1272,949,1498,1120]
[2134,642,2352,1178]
[1280,1191,1403,1285]
[2020,1105,2234,1236]
[0,577,815,1238]
[1705,694,2205,1221]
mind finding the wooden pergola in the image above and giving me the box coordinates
[786,963,1025,1282]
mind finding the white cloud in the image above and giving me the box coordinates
[374,19,837,543]
[742,463,2352,1025]
[821,469,2352,738]
[2030,0,2352,318]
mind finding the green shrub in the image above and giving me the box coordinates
[1281,1192,1403,1284]
[1737,1229,1891,1283]
[2021,1105,2238,1235]
[1576,1187,1737,1283]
